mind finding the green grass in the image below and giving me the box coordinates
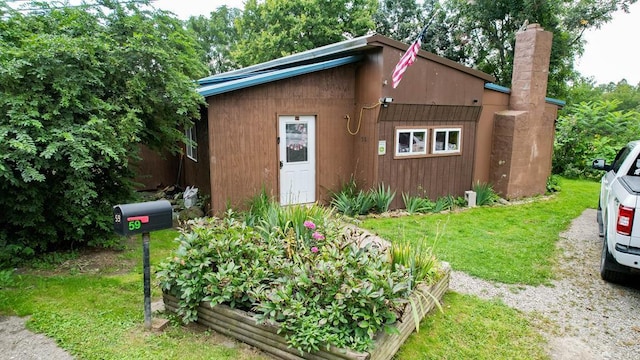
[0,229,269,360]
[362,178,600,285]
[0,179,599,359]
[398,292,549,360]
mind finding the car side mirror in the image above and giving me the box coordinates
[592,159,611,171]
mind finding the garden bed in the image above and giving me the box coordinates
[163,262,450,360]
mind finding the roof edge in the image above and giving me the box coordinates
[484,83,566,107]
[366,34,496,83]
[198,55,362,98]
[198,35,371,85]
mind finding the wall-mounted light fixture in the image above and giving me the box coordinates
[380,97,393,107]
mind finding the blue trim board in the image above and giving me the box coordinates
[485,83,565,107]
[197,55,362,97]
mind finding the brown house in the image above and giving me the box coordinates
[140,24,562,213]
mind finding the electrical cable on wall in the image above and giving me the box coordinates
[346,101,381,135]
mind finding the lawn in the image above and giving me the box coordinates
[361,178,600,285]
[0,177,600,359]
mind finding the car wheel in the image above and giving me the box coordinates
[600,237,626,283]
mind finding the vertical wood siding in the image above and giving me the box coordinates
[205,66,357,213]
[183,110,211,207]
[377,104,481,209]
[133,145,178,191]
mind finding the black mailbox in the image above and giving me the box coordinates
[113,200,173,236]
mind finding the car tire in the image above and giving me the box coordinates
[600,237,627,283]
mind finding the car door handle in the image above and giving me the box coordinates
[280,161,283,169]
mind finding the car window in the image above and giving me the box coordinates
[612,146,632,173]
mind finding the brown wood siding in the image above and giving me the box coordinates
[182,111,211,208]
[133,145,178,191]
[352,52,384,190]
[207,65,357,213]
[377,104,481,209]
[380,47,486,107]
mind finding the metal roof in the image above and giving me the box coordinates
[197,55,362,97]
[198,35,372,86]
[196,33,495,97]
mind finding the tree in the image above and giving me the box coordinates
[0,0,207,266]
[186,5,242,74]
[232,0,378,67]
[417,0,637,99]
[374,0,423,43]
[553,100,640,179]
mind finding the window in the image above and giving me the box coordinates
[285,123,308,163]
[395,128,427,157]
[185,126,197,162]
[432,128,461,154]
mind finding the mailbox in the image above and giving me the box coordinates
[113,200,173,236]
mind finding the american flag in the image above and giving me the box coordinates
[392,36,422,89]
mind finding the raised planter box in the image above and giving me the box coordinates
[163,263,450,360]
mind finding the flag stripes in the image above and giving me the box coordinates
[392,37,422,89]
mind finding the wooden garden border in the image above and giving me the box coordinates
[163,263,450,360]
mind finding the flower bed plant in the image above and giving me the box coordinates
[157,203,443,356]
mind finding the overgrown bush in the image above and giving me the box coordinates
[157,204,440,354]
[0,2,206,267]
[553,100,640,180]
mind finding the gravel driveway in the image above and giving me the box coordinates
[451,208,640,360]
[2,209,639,359]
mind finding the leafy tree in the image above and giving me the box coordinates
[0,0,207,266]
[232,0,378,67]
[374,0,423,43]
[553,100,640,179]
[186,5,242,74]
[419,0,637,99]
[565,77,640,111]
[599,80,640,112]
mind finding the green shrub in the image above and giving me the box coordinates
[553,100,640,180]
[546,174,562,193]
[402,193,434,214]
[473,182,499,206]
[388,240,438,291]
[369,183,396,213]
[330,181,375,216]
[157,208,428,354]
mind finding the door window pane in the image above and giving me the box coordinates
[286,123,308,162]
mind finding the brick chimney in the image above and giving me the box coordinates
[490,24,554,198]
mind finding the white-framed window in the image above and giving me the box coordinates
[432,128,461,154]
[185,126,197,162]
[395,128,427,157]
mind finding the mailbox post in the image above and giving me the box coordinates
[113,200,173,330]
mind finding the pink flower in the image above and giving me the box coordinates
[312,231,324,240]
[304,221,316,230]
[311,246,319,253]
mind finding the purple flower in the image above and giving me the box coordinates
[312,231,324,240]
[304,221,316,230]
[311,246,319,253]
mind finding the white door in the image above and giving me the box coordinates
[279,115,316,205]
